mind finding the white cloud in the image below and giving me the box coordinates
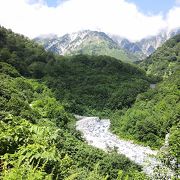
[166,7,180,30]
[176,0,180,5]
[0,0,179,41]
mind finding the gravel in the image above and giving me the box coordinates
[75,115,161,176]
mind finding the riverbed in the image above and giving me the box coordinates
[75,115,162,176]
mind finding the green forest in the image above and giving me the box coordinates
[0,25,179,179]
[111,35,180,177]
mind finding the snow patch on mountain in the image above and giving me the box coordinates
[34,27,180,60]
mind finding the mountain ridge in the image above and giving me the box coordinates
[35,28,180,61]
[0,25,148,179]
[34,30,138,62]
[110,27,180,59]
[0,25,179,179]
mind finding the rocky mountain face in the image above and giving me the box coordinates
[35,28,180,61]
[139,28,180,57]
[34,30,138,62]
[110,28,180,60]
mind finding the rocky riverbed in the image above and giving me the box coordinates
[75,115,164,176]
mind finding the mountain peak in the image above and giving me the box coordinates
[35,28,180,61]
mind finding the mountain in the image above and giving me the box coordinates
[35,28,180,62]
[110,28,180,60]
[110,36,145,60]
[35,30,138,62]
[0,26,147,179]
[0,26,150,114]
[140,34,180,78]
[44,55,150,114]
[111,35,179,178]
[136,28,180,57]
[1,25,179,179]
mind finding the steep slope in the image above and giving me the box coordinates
[36,28,180,62]
[0,26,150,114]
[136,32,168,57]
[110,35,146,59]
[43,55,150,114]
[110,35,180,177]
[35,30,138,62]
[136,28,180,57]
[0,26,147,179]
[110,28,180,60]
[140,34,180,78]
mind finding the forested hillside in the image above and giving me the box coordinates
[0,25,179,179]
[0,26,150,114]
[0,26,148,179]
[111,35,180,177]
[43,55,150,114]
[140,34,180,78]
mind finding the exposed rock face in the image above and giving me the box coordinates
[34,30,137,62]
[35,28,180,61]
[111,27,180,59]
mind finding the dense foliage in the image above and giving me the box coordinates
[0,62,147,179]
[0,26,55,77]
[111,70,180,148]
[43,55,150,114]
[140,34,180,78]
[0,25,179,179]
[111,35,180,177]
[0,26,150,114]
[0,26,149,179]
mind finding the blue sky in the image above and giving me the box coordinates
[45,0,59,7]
[45,0,178,14]
[127,0,176,14]
[0,0,180,40]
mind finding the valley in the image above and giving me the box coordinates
[75,116,158,174]
[0,25,179,179]
[75,116,174,178]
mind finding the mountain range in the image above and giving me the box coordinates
[34,30,138,62]
[0,25,179,179]
[35,28,180,62]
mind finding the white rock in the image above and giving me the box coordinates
[76,116,167,177]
